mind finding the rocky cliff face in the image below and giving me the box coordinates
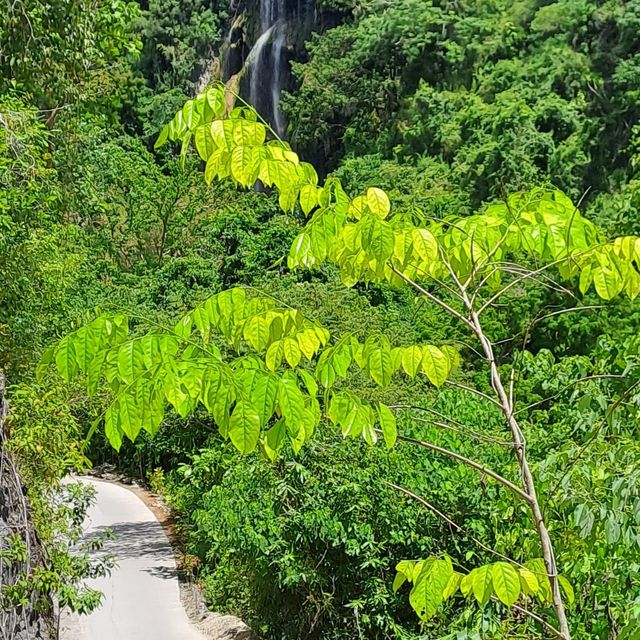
[0,374,54,640]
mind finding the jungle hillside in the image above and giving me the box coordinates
[1,1,640,639]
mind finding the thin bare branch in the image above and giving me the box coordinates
[383,481,536,572]
[444,380,503,409]
[383,483,563,638]
[383,481,461,531]
[457,285,571,638]
[408,258,465,300]
[469,265,502,305]
[411,415,516,447]
[476,238,617,315]
[510,602,564,639]
[518,305,603,360]
[533,304,604,325]
[386,431,531,503]
[390,403,499,436]
[388,265,474,330]
[516,374,626,415]
[439,247,469,295]
[449,339,486,361]
[508,368,515,411]
[478,264,574,313]
[390,404,478,431]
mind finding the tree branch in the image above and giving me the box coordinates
[388,265,474,330]
[478,264,575,313]
[383,481,461,531]
[444,380,503,409]
[516,374,626,415]
[383,483,564,638]
[381,430,532,503]
[457,285,571,638]
[383,481,544,573]
[510,602,564,639]
[406,414,515,447]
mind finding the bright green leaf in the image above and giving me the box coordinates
[491,562,520,606]
[228,400,261,454]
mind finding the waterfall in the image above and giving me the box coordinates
[218,0,316,138]
[221,28,234,83]
[270,28,287,136]
[247,24,278,124]
[248,0,288,137]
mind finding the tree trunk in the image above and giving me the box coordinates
[466,309,572,640]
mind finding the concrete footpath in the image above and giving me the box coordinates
[60,477,205,640]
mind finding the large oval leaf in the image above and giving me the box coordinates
[491,562,520,606]
[228,400,261,454]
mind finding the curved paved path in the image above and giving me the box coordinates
[60,477,205,640]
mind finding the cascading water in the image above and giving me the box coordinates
[247,0,288,137]
[247,25,277,125]
[270,28,287,136]
[217,0,317,138]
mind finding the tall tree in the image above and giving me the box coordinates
[44,86,640,638]
[0,0,141,119]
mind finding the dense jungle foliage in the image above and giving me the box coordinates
[1,1,640,639]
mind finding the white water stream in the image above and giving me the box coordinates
[248,0,288,136]
[213,0,315,138]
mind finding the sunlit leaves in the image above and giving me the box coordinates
[40,288,332,454]
[377,403,397,449]
[443,572,463,600]
[299,183,319,215]
[471,565,494,606]
[324,394,396,448]
[592,263,625,300]
[328,391,375,439]
[54,337,77,383]
[394,556,454,621]
[104,407,123,451]
[117,339,145,385]
[395,556,573,620]
[230,145,261,184]
[314,334,457,390]
[42,314,129,384]
[282,337,302,368]
[184,288,330,366]
[408,228,438,265]
[263,419,287,461]
[558,575,575,606]
[421,345,450,387]
[158,87,640,303]
[363,335,393,386]
[366,187,391,219]
[228,400,261,454]
[156,85,226,150]
[409,557,454,621]
[232,363,277,428]
[401,345,423,378]
[525,558,553,603]
[194,125,216,161]
[518,568,539,596]
[360,215,394,264]
[277,374,306,427]
[490,562,520,606]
